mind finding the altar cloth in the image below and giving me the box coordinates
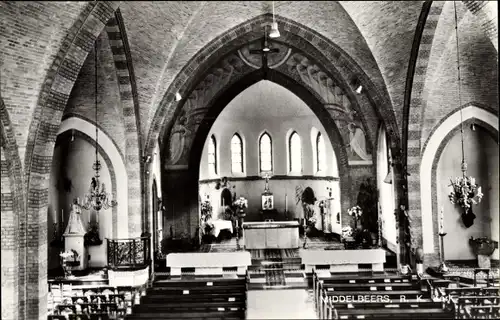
[211,219,233,237]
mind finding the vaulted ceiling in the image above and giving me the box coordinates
[0,1,497,165]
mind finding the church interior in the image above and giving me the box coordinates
[0,1,498,320]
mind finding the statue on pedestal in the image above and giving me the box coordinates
[64,199,86,235]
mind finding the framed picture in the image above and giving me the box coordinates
[262,194,274,210]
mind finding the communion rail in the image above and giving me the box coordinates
[107,236,151,271]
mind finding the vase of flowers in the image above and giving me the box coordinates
[60,249,80,277]
[348,205,363,230]
[233,196,248,217]
[449,176,483,228]
[200,200,213,222]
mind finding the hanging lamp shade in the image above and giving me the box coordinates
[269,22,280,38]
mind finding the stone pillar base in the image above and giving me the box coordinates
[478,254,491,268]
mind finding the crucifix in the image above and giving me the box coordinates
[263,173,271,192]
[249,27,280,74]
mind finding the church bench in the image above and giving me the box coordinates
[331,307,453,319]
[468,305,500,319]
[126,310,245,319]
[141,292,246,304]
[316,274,412,283]
[445,286,499,296]
[327,298,441,309]
[153,278,246,287]
[456,295,500,305]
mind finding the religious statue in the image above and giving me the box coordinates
[64,199,86,235]
[347,122,371,161]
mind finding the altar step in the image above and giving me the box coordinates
[248,271,308,290]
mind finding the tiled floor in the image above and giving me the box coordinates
[246,289,317,319]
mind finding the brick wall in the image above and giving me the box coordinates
[1,142,19,320]
[64,30,126,156]
[0,1,89,164]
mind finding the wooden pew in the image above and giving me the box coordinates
[129,274,248,319]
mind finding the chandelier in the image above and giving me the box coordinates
[80,39,117,212]
[447,1,482,225]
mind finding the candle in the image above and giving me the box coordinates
[61,209,64,225]
[96,211,99,224]
[439,207,444,233]
[285,194,288,212]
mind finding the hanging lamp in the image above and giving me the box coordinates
[80,38,118,212]
[447,1,483,228]
[269,1,280,38]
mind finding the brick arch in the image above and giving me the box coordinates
[188,69,352,215]
[57,116,129,239]
[463,0,498,51]
[21,2,120,318]
[145,13,398,163]
[420,105,498,256]
[0,98,26,319]
[428,117,498,263]
[402,0,445,256]
[105,9,143,237]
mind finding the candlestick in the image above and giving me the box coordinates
[96,211,99,224]
[285,194,288,212]
[61,209,64,225]
[439,207,444,234]
[438,232,449,273]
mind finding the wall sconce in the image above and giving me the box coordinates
[175,92,182,101]
[351,78,363,94]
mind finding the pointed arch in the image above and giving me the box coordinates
[208,134,218,175]
[420,105,498,253]
[288,131,302,174]
[231,133,243,174]
[259,131,273,173]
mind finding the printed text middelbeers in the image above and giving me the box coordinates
[330,295,390,303]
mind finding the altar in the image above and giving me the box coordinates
[242,221,300,249]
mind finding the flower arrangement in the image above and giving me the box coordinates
[448,176,483,209]
[307,215,317,227]
[233,197,248,209]
[342,226,353,238]
[60,249,79,262]
[200,200,213,222]
[348,205,363,219]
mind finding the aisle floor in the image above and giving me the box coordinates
[246,289,317,319]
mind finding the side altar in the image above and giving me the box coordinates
[242,221,300,249]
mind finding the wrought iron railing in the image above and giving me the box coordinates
[107,236,151,270]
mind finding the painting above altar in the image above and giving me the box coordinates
[262,194,274,210]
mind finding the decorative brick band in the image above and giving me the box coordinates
[402,1,444,254]
[21,2,120,318]
[105,9,143,237]
[0,98,26,319]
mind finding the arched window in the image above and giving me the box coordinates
[259,132,272,172]
[208,135,217,175]
[231,133,243,173]
[316,132,326,172]
[289,131,302,173]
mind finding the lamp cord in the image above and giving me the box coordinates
[453,1,465,176]
[95,39,99,178]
